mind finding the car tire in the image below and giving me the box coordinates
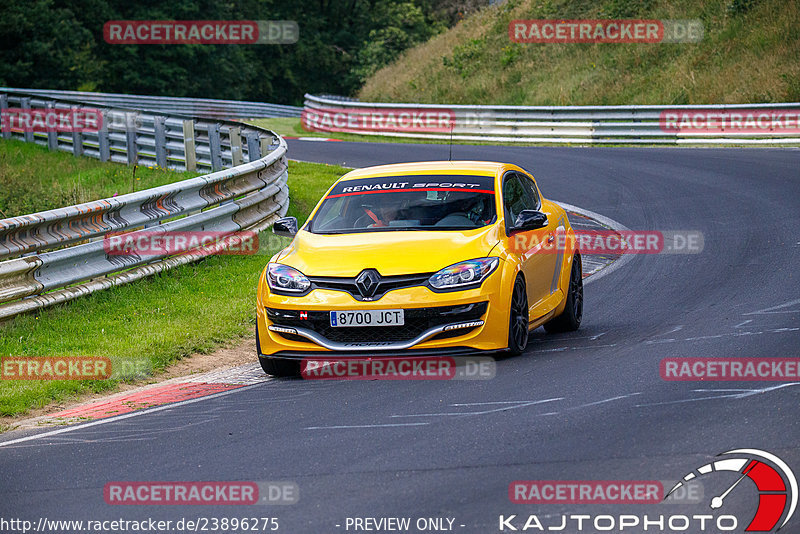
[544,253,583,333]
[507,274,529,356]
[256,323,300,377]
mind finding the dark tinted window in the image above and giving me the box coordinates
[518,172,541,209]
[502,173,537,228]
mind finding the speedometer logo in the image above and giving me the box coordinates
[666,449,797,532]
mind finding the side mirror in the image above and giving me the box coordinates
[272,216,298,237]
[510,210,548,233]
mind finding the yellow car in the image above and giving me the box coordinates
[256,161,582,376]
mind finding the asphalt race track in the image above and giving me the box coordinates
[2,142,799,533]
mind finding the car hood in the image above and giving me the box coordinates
[275,226,501,277]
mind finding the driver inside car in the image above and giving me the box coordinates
[365,204,399,227]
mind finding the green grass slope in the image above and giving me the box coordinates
[358,0,800,105]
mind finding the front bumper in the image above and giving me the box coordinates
[256,270,513,357]
[265,302,487,351]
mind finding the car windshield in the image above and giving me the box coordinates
[307,175,497,234]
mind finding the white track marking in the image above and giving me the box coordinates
[450,400,547,406]
[571,393,642,409]
[744,298,800,315]
[636,383,800,407]
[535,393,642,417]
[0,383,265,448]
[528,343,618,353]
[305,423,429,430]
[390,397,563,417]
[661,325,684,336]
[645,327,799,345]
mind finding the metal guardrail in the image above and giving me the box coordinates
[1,92,280,172]
[303,94,800,145]
[1,87,302,120]
[0,91,289,321]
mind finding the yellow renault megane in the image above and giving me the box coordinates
[256,161,582,376]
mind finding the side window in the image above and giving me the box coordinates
[502,173,537,229]
[314,196,347,229]
[518,173,541,209]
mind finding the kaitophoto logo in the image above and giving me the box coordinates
[666,449,797,532]
[103,20,299,45]
[500,450,797,532]
[509,19,703,44]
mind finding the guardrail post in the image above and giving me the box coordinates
[208,123,222,171]
[154,115,167,168]
[259,136,270,157]
[1,94,10,139]
[125,112,138,165]
[98,110,110,162]
[21,97,33,143]
[245,132,260,162]
[229,126,243,166]
[182,119,196,172]
[45,101,58,151]
[71,105,83,157]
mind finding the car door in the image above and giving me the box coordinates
[501,171,559,315]
[518,171,563,311]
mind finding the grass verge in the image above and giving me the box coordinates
[0,139,351,417]
[0,139,200,218]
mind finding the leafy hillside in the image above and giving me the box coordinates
[358,0,800,105]
[0,0,476,106]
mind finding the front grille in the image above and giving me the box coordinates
[266,302,488,345]
[308,272,432,300]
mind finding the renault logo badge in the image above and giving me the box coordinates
[355,269,381,298]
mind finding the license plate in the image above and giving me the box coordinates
[330,309,404,327]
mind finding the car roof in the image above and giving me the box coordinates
[338,161,515,181]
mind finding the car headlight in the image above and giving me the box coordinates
[267,263,311,293]
[428,257,499,291]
